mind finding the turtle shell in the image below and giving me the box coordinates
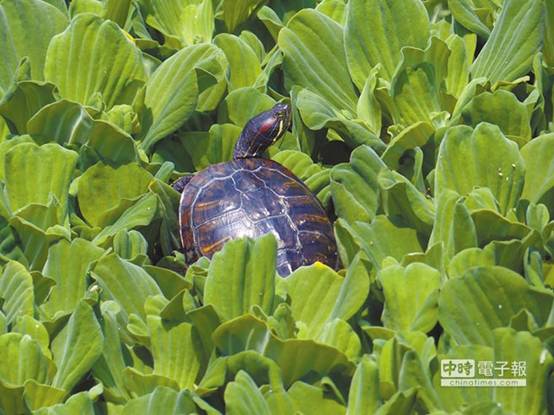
[179,158,338,276]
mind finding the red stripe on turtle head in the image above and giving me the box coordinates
[233,103,292,159]
[259,116,278,137]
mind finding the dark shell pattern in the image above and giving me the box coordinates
[179,158,338,276]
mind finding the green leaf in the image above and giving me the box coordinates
[257,6,284,41]
[435,123,525,215]
[51,302,104,391]
[0,218,28,267]
[335,216,423,270]
[8,203,69,270]
[397,351,440,411]
[143,265,192,304]
[317,319,361,360]
[377,333,435,401]
[380,263,440,332]
[434,328,554,415]
[491,328,553,415]
[0,261,34,325]
[378,169,435,235]
[27,101,140,166]
[330,145,385,225]
[222,0,265,32]
[521,133,554,209]
[545,0,554,67]
[263,0,317,24]
[4,142,78,217]
[266,389,296,415]
[13,315,50,358]
[0,333,55,386]
[44,14,146,108]
[264,338,354,386]
[148,180,180,256]
[296,89,384,149]
[100,104,139,135]
[23,381,66,412]
[91,254,162,322]
[471,208,531,246]
[346,355,381,415]
[92,301,129,402]
[214,34,262,91]
[461,90,532,145]
[446,247,496,278]
[215,327,355,389]
[240,30,265,62]
[204,234,277,321]
[471,0,544,83]
[139,44,226,151]
[212,313,270,355]
[0,0,68,90]
[141,0,213,47]
[121,386,197,415]
[279,9,357,113]
[345,0,430,85]
[288,381,347,415]
[41,239,104,319]
[330,253,370,321]
[445,33,475,98]
[439,266,553,345]
[33,391,96,415]
[26,100,95,145]
[225,371,272,415]
[0,136,33,183]
[113,229,148,262]
[185,306,219,368]
[69,0,104,16]
[148,315,201,389]
[91,193,159,247]
[285,260,368,338]
[0,80,56,134]
[0,115,8,140]
[177,125,236,171]
[356,67,382,135]
[447,0,491,39]
[200,351,273,392]
[103,0,131,27]
[487,234,542,274]
[381,122,434,169]
[0,380,25,414]
[122,367,180,398]
[224,87,275,127]
[86,130,139,168]
[76,162,153,227]
[429,190,478,261]
[388,42,447,128]
[36,0,68,14]
[433,345,492,411]
[316,0,346,25]
[286,264,341,337]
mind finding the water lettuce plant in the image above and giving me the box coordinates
[0,0,553,414]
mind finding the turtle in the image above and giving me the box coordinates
[174,103,338,276]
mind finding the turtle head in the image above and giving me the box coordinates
[233,103,292,159]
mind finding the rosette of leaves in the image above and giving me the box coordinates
[0,0,552,414]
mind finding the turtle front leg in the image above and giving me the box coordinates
[172,174,194,193]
